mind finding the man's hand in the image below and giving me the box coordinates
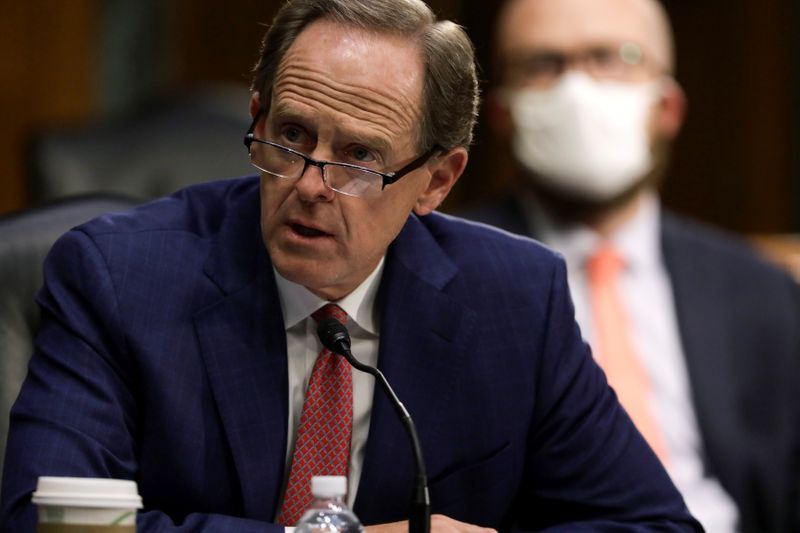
[365,514,497,533]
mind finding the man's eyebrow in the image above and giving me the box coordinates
[352,131,392,156]
[270,103,395,157]
[270,102,307,123]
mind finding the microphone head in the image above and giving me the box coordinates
[317,316,351,354]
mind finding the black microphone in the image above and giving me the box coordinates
[317,317,430,533]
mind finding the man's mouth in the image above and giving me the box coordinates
[291,223,330,238]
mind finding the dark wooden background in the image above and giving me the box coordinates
[2,1,798,233]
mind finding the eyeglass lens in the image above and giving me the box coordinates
[250,141,384,198]
[507,42,648,87]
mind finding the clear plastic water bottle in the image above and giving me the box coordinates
[295,476,365,533]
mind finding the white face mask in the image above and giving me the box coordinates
[506,72,662,201]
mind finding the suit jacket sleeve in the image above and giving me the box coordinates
[0,228,280,533]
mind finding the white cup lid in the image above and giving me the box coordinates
[32,477,143,509]
[311,476,347,498]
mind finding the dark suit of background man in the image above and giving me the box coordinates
[462,0,800,531]
[1,0,700,531]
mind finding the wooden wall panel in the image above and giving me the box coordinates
[661,1,796,232]
[734,0,795,231]
[166,1,281,88]
[0,1,96,215]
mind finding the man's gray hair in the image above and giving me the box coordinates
[251,0,480,151]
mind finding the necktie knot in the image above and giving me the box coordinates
[312,303,348,326]
[587,244,625,281]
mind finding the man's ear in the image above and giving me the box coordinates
[654,77,687,140]
[249,91,261,119]
[249,91,267,138]
[413,148,469,216]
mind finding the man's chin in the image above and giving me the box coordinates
[274,258,323,285]
[523,173,650,223]
[271,256,349,301]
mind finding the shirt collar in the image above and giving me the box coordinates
[614,192,662,271]
[529,190,663,272]
[273,256,385,336]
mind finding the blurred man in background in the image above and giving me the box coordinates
[463,0,800,531]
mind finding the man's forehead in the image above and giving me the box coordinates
[272,19,423,149]
[498,0,667,58]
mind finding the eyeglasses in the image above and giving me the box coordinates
[244,111,441,199]
[504,42,655,88]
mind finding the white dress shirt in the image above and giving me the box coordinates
[274,257,384,513]
[527,192,739,532]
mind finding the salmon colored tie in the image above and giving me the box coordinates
[587,244,669,465]
[277,304,352,525]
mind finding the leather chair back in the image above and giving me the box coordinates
[0,195,138,485]
[29,84,254,203]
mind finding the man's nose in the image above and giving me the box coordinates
[295,162,335,202]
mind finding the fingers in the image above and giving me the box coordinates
[365,520,408,533]
[430,514,498,533]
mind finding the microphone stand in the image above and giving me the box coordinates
[318,318,430,533]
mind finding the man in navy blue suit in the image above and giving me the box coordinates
[1,0,700,531]
[462,0,800,531]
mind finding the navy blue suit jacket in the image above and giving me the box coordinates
[1,178,698,531]
[461,195,800,532]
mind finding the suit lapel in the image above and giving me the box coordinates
[354,215,478,524]
[194,193,289,520]
[661,213,740,476]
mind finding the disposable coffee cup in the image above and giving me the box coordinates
[32,476,143,532]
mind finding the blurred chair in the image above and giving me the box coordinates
[29,84,254,203]
[0,195,138,486]
[750,234,800,283]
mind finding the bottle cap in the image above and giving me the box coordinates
[311,476,347,498]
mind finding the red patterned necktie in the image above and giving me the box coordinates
[587,244,669,465]
[277,304,353,525]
